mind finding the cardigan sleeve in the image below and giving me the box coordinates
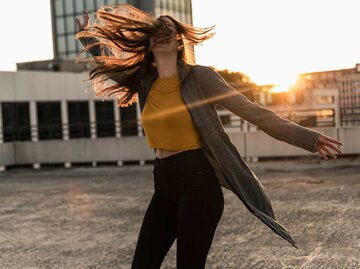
[193,65,321,153]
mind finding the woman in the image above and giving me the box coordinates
[75,4,343,268]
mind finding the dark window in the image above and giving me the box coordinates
[219,115,231,127]
[68,101,90,138]
[95,100,115,137]
[120,104,138,136]
[1,102,31,142]
[37,102,63,140]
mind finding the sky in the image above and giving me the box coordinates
[1,0,360,90]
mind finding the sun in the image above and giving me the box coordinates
[266,74,299,93]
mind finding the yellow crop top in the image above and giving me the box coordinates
[141,74,203,151]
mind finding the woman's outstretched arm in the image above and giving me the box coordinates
[193,65,343,160]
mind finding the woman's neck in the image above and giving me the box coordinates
[153,53,178,79]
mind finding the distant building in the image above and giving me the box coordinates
[50,0,193,60]
[0,0,193,170]
[296,64,360,126]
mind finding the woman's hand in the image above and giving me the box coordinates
[315,133,343,160]
[75,10,90,32]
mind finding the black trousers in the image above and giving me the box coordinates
[131,148,224,269]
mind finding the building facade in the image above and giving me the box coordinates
[51,0,193,60]
[4,69,357,171]
[295,64,360,126]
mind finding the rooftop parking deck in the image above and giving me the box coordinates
[0,158,359,269]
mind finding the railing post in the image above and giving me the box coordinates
[61,100,71,168]
[89,100,97,167]
[30,101,40,169]
[0,103,4,172]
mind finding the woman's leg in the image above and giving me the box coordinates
[175,161,224,268]
[131,192,177,269]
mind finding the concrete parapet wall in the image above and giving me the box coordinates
[0,127,358,167]
[0,143,15,165]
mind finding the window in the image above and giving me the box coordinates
[95,100,115,137]
[56,18,65,34]
[1,102,31,142]
[67,36,76,51]
[65,0,74,15]
[120,104,138,136]
[86,0,95,11]
[37,102,63,140]
[66,16,75,33]
[57,36,66,54]
[96,0,105,9]
[55,0,64,15]
[219,115,231,127]
[75,0,84,13]
[68,101,90,138]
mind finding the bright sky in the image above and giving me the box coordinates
[1,0,360,89]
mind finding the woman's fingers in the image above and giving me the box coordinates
[319,133,343,145]
[318,137,343,154]
[321,145,337,159]
[75,17,82,30]
[83,10,89,25]
[75,10,90,31]
[317,147,328,160]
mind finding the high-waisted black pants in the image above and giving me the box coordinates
[131,148,224,269]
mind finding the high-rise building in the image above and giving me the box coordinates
[50,0,193,60]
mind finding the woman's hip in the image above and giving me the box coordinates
[152,148,222,197]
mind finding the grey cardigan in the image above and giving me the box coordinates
[80,36,321,249]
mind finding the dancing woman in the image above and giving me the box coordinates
[75,4,343,268]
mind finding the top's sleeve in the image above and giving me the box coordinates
[194,65,321,153]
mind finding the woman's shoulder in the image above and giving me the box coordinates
[189,64,220,83]
[190,64,215,73]
[189,64,219,79]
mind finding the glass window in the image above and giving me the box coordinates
[107,0,116,5]
[55,0,64,15]
[68,101,90,138]
[37,102,63,140]
[65,0,74,14]
[1,102,31,142]
[160,0,166,9]
[66,16,75,33]
[86,0,94,11]
[68,51,77,58]
[75,0,84,13]
[120,104,138,136]
[95,100,115,137]
[57,36,66,53]
[56,18,65,34]
[96,0,106,9]
[67,36,76,51]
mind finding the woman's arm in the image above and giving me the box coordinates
[195,65,343,159]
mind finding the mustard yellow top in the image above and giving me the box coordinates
[141,74,203,150]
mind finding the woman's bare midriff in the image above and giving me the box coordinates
[155,148,184,159]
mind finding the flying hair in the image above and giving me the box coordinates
[75,4,215,107]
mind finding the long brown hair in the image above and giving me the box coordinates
[75,4,215,107]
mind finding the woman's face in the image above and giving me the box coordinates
[149,17,179,55]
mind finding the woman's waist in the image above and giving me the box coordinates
[155,147,204,163]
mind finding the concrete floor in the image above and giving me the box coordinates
[0,158,359,269]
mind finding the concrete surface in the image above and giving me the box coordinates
[0,159,359,269]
